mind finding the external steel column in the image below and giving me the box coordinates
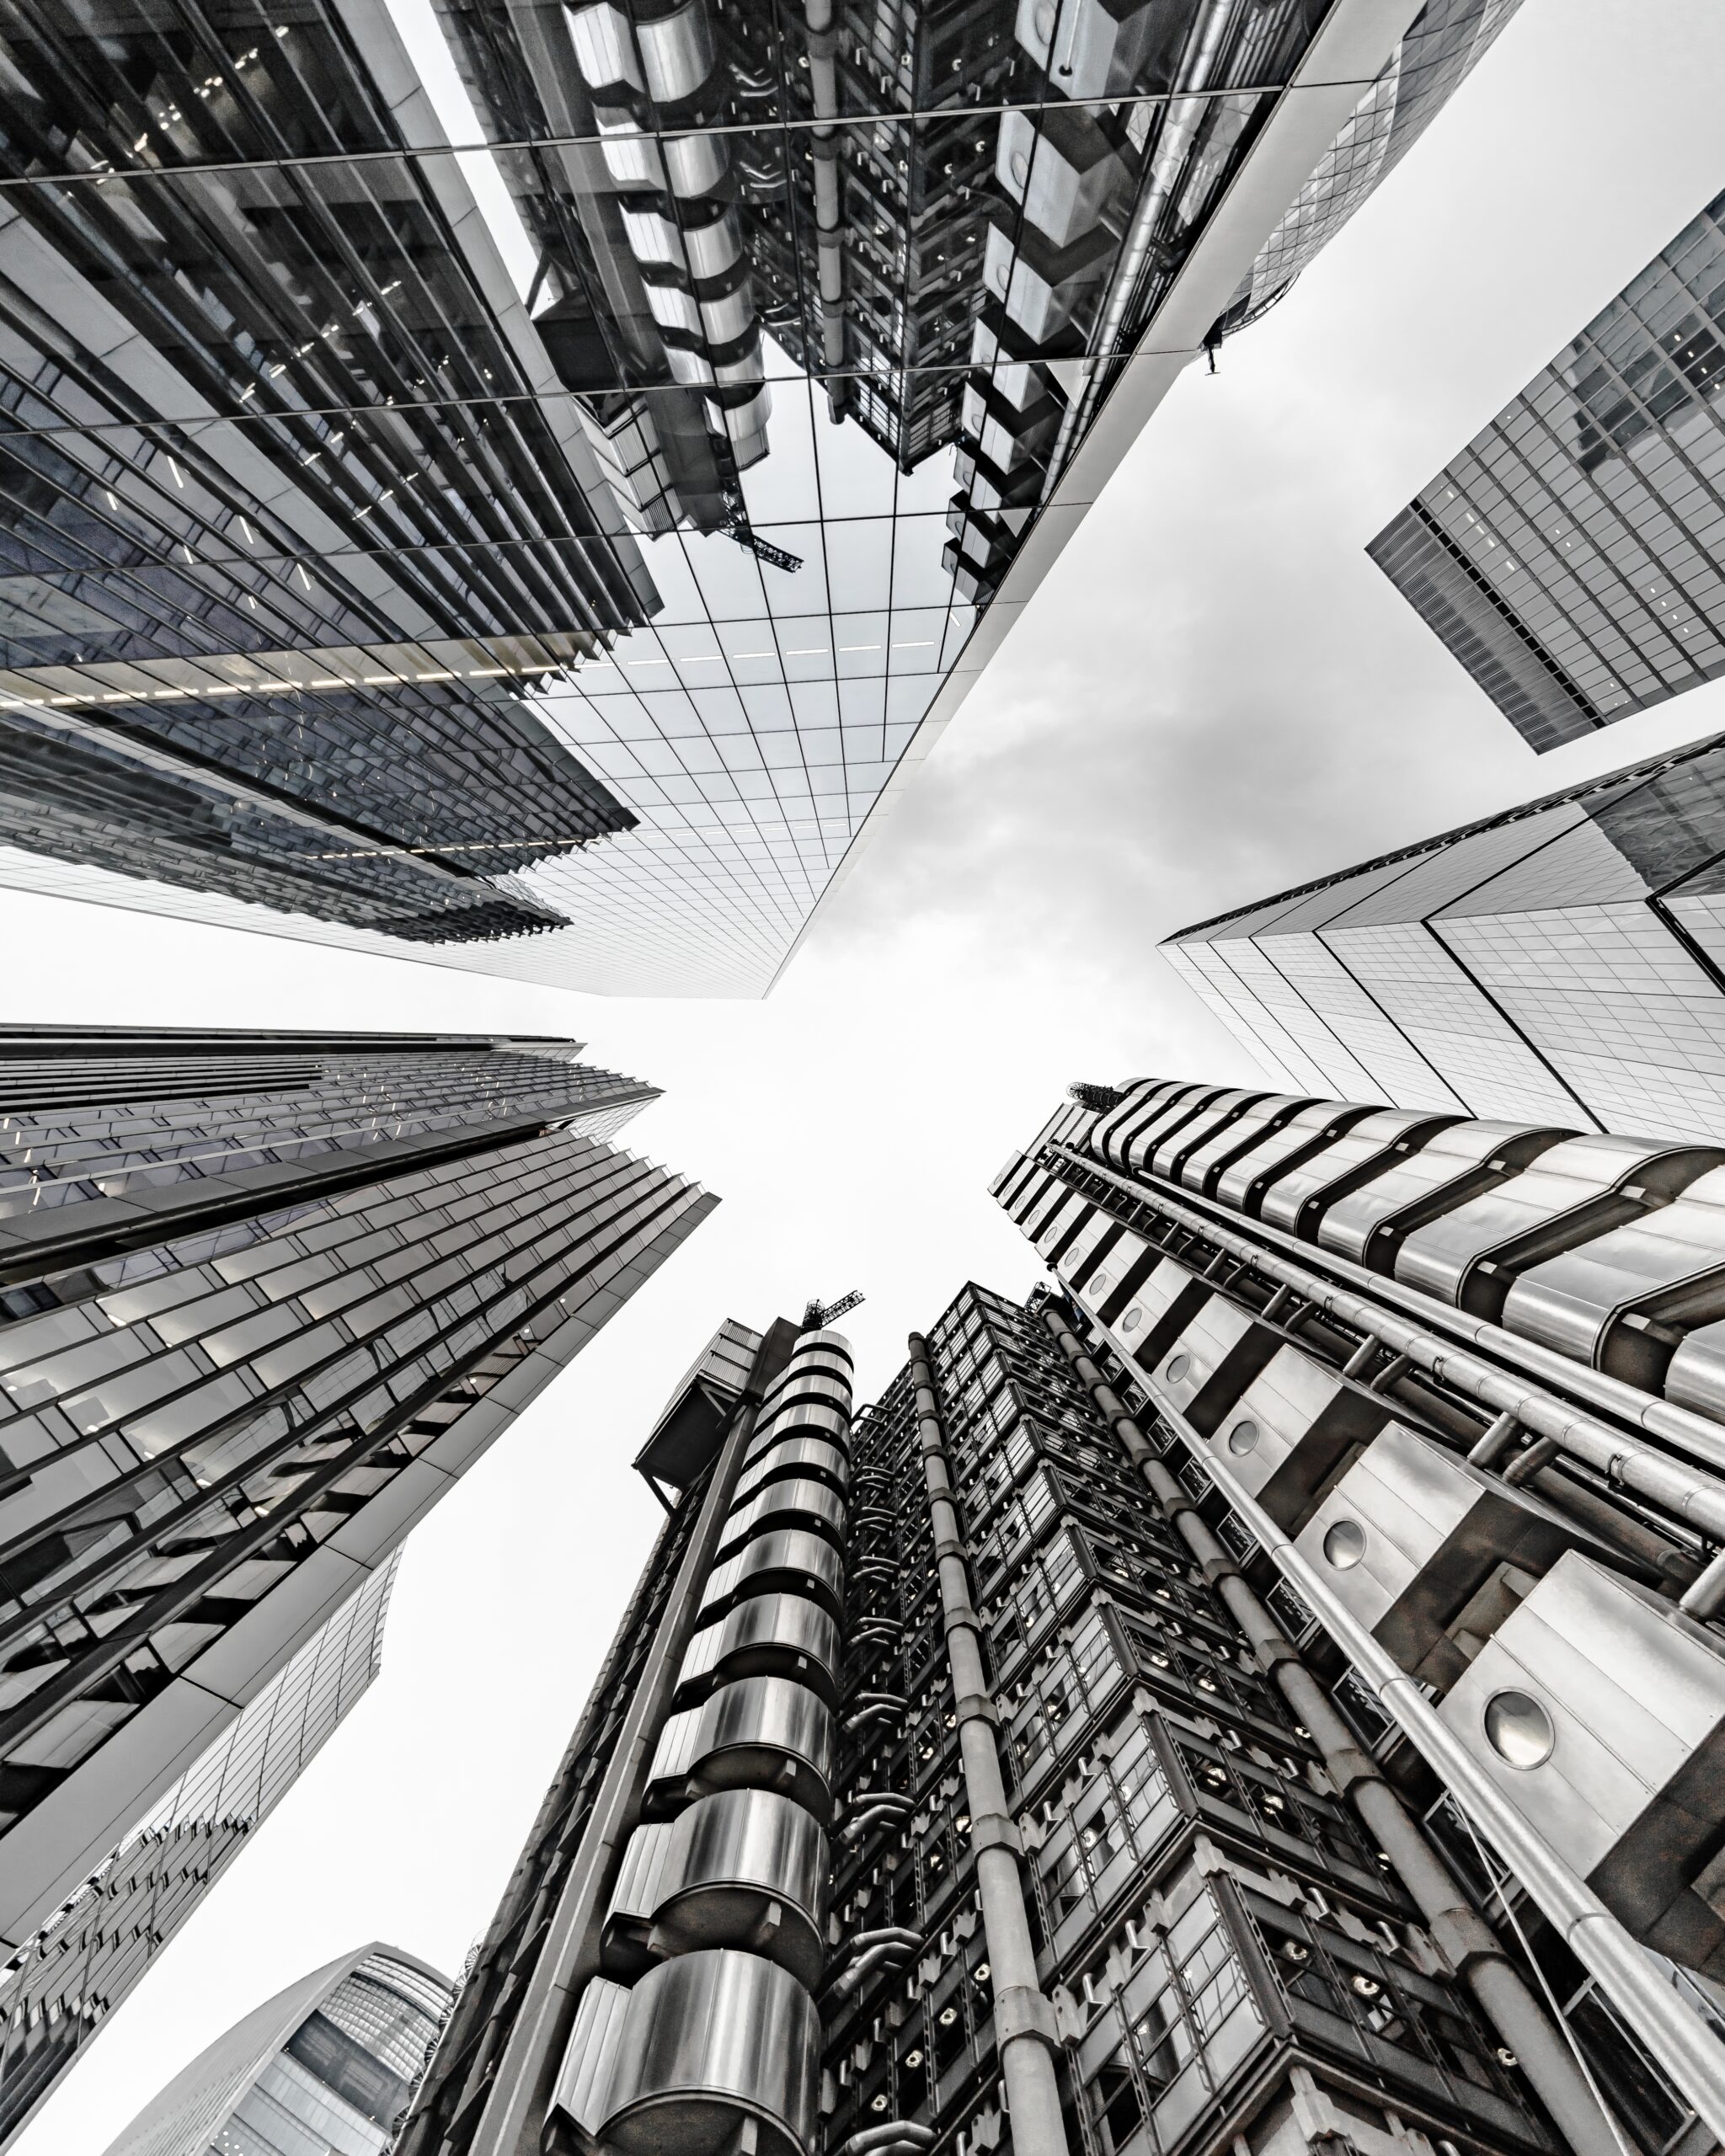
[906,1333,1071,2156]
[1039,1304,1621,2156]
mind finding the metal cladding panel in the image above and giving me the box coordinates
[607,1821,681,1932]
[1121,1086,1231,1172]
[1144,1299,1280,1435]
[714,1480,846,1561]
[676,1593,841,1708]
[1111,1257,1209,1366]
[550,1974,631,2137]
[1030,1188,1094,1260]
[1176,1094,1310,1197]
[1667,1316,1725,1423]
[749,1401,851,1454]
[1503,1164,1725,1388]
[586,1949,820,2156]
[1392,1133,1723,1313]
[1092,1081,1184,1169]
[1258,1109,1459,1235]
[646,1677,836,1821]
[1291,1424,1587,1691]
[1437,1553,1725,1972]
[1196,1344,1394,1534]
[1316,1119,1572,1267]
[653,1791,829,1986]
[732,1438,850,1504]
[697,1530,845,1620]
[760,1358,851,1412]
[1146,1089,1267,1180]
[1081,1227,1156,1326]
[1053,1205,1120,1291]
[1211,1099,1369,1214]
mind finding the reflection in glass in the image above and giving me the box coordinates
[0,0,1518,990]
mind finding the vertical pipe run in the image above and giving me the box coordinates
[804,0,848,419]
[906,1333,1072,2156]
[1038,1305,1623,2156]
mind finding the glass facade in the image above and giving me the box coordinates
[0,1558,397,2144]
[99,1942,452,2156]
[1370,185,1725,750]
[0,1024,714,2084]
[1163,726,1725,1143]
[0,0,1514,994]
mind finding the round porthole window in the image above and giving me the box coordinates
[1009,149,1030,186]
[1120,1305,1143,1333]
[1322,1518,1367,1570]
[1033,0,1057,39]
[1482,1689,1555,1769]
[1226,1418,1259,1454]
[1087,1272,1110,1298]
[1165,1353,1190,1382]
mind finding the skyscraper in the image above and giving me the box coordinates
[0,1556,398,2144]
[991,1077,1725,2147]
[99,1941,452,2156]
[0,1022,713,2120]
[0,0,1517,995]
[1162,726,1725,1144]
[392,1262,1725,2156]
[1369,184,1725,750]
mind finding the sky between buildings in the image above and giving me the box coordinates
[17,3,1725,2148]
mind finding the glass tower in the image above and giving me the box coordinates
[393,1260,1702,2156]
[1370,184,1725,750]
[0,1557,398,2145]
[1162,726,1725,1144]
[0,1022,713,2125]
[0,0,1515,995]
[99,1941,452,2156]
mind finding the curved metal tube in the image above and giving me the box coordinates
[1055,1143,1725,1524]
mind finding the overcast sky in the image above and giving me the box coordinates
[19,4,1725,2148]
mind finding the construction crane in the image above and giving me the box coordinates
[803,1289,863,1329]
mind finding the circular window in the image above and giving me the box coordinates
[1087,1271,1110,1298]
[1009,149,1030,186]
[1165,1353,1190,1382]
[1483,1689,1555,1769]
[1322,1518,1367,1570]
[1226,1418,1259,1454]
[1033,0,1057,39]
[1120,1305,1143,1333]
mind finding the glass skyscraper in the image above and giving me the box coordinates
[1370,184,1725,750]
[390,1241,1725,2156]
[99,1941,452,2156]
[0,1023,713,2141]
[0,1558,398,2145]
[1162,726,1725,1144]
[0,0,1516,995]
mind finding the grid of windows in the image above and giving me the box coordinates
[0,1561,396,2141]
[1370,184,1725,750]
[1164,728,1725,1141]
[0,0,1513,995]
